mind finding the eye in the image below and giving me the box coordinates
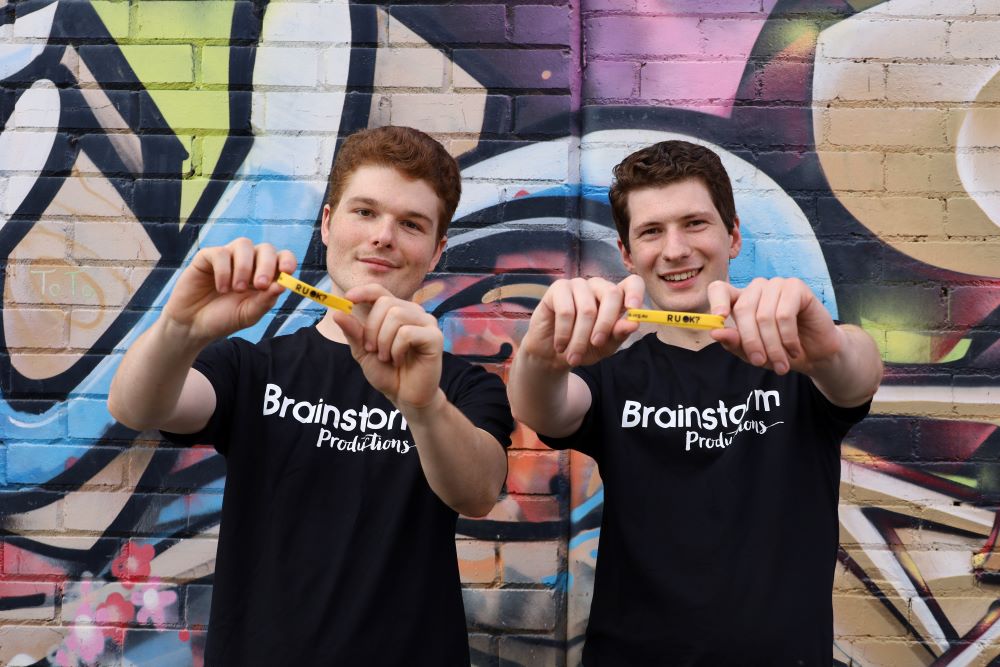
[687,219,707,228]
[638,226,659,237]
[355,208,374,217]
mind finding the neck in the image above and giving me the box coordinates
[315,311,349,343]
[655,324,716,351]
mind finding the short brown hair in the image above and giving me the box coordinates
[609,140,736,251]
[327,126,461,241]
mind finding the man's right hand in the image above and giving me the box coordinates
[164,238,298,344]
[519,275,646,369]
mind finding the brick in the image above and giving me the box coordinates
[583,60,639,99]
[387,94,505,134]
[950,20,1000,58]
[118,45,196,85]
[511,5,572,45]
[640,61,749,102]
[499,636,562,667]
[458,540,497,584]
[947,197,1000,237]
[812,61,886,102]
[0,581,57,620]
[391,5,507,45]
[506,450,563,494]
[584,16,701,58]
[136,2,255,40]
[453,49,570,90]
[0,625,67,661]
[831,196,946,237]
[514,95,572,135]
[8,443,125,486]
[753,61,813,103]
[139,91,235,131]
[469,633,495,667]
[637,0,765,12]
[816,151,884,192]
[463,588,559,631]
[481,495,562,524]
[819,19,947,59]
[885,153,963,194]
[700,17,771,59]
[886,63,1000,103]
[373,48,447,88]
[501,541,561,584]
[4,537,122,576]
[186,584,213,627]
[257,46,321,88]
[251,91,354,133]
[824,108,948,148]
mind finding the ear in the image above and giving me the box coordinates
[429,235,447,272]
[728,216,742,259]
[617,238,636,274]
[320,204,333,246]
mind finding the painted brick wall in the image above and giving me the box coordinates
[0,1,998,665]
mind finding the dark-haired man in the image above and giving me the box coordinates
[109,126,512,665]
[507,140,882,665]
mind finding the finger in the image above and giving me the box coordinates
[753,279,790,375]
[708,280,740,318]
[203,247,234,294]
[618,274,646,309]
[547,280,577,355]
[344,283,394,305]
[390,323,442,368]
[228,237,255,292]
[775,283,804,363]
[731,280,767,367]
[609,317,640,346]
[268,250,299,296]
[588,279,624,349]
[362,295,397,354]
[378,304,430,363]
[331,310,365,356]
[252,243,278,290]
[565,279,599,366]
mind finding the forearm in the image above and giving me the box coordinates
[108,316,210,431]
[508,347,584,438]
[402,390,507,517]
[809,324,884,408]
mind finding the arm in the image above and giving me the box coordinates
[508,276,644,437]
[708,277,883,408]
[332,284,507,517]
[108,238,297,432]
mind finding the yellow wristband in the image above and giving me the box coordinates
[276,272,353,313]
[626,308,725,330]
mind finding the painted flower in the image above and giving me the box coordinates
[131,582,178,627]
[110,542,155,587]
[63,614,106,663]
[95,591,135,644]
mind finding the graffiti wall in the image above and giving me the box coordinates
[0,0,997,664]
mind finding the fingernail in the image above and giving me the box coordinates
[592,334,606,347]
[567,353,579,366]
[750,353,765,366]
[775,362,788,374]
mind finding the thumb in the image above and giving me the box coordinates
[331,310,366,355]
[707,281,739,317]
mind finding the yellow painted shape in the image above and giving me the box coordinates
[935,473,977,489]
[90,1,130,39]
[201,45,232,86]
[119,45,195,84]
[862,317,971,364]
[135,1,237,40]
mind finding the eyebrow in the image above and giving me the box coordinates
[635,210,716,226]
[345,196,435,225]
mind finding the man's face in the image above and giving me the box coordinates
[618,177,741,313]
[321,164,447,300]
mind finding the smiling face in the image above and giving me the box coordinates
[321,164,447,301]
[619,177,741,313]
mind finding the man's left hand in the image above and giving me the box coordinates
[707,277,844,376]
[332,284,443,410]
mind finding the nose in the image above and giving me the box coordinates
[660,225,691,262]
[371,216,395,248]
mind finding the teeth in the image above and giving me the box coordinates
[663,270,697,282]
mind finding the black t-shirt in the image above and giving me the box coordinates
[541,334,870,667]
[163,325,513,666]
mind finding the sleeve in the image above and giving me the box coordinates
[804,375,873,442]
[442,358,515,448]
[535,363,603,460]
[159,337,242,455]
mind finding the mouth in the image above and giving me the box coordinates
[660,268,700,283]
[358,257,399,269]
